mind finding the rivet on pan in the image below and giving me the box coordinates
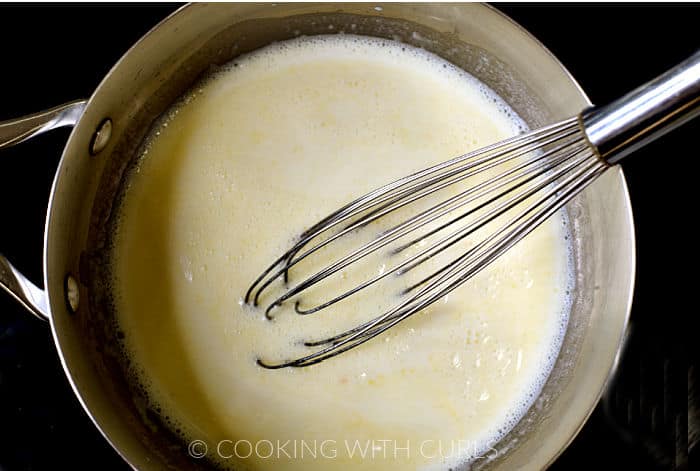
[64,274,80,314]
[90,118,112,155]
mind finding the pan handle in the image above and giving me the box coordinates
[0,99,87,321]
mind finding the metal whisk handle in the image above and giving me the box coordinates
[583,49,700,165]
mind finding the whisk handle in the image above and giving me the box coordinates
[582,50,700,165]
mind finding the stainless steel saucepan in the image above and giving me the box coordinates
[0,4,634,470]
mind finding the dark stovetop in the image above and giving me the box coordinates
[0,4,694,470]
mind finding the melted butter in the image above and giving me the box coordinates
[111,35,571,470]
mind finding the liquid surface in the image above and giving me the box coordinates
[111,35,571,470]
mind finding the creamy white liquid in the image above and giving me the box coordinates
[111,35,572,470]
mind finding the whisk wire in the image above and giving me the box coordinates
[252,125,608,368]
[257,154,607,369]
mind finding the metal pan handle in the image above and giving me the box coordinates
[0,100,87,320]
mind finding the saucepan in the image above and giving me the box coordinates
[0,4,634,470]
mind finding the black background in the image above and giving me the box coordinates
[0,3,694,470]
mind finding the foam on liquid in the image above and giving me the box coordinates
[110,35,573,470]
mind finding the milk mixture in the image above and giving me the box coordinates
[110,36,572,470]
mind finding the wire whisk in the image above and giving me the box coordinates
[246,50,700,369]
